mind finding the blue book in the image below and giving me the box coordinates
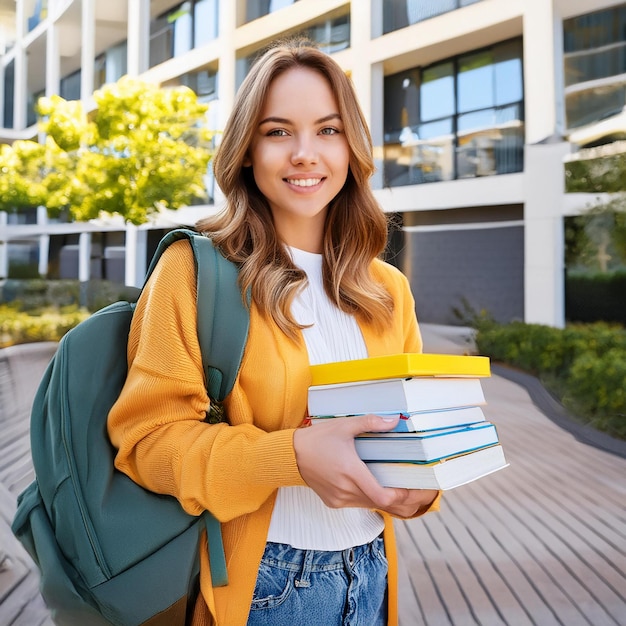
[355,421,499,462]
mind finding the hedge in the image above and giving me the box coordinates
[474,321,626,440]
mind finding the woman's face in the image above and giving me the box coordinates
[245,67,350,252]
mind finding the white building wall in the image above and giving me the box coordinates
[0,0,620,327]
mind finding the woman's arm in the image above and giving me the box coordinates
[107,241,306,522]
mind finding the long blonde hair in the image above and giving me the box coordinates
[197,40,393,338]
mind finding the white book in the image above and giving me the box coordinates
[366,444,509,490]
[308,376,486,417]
[310,405,487,432]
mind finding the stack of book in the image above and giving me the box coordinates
[308,353,508,490]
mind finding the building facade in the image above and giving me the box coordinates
[0,0,624,326]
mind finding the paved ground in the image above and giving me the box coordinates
[1,326,625,625]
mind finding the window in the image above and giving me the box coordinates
[383,0,482,35]
[60,70,81,101]
[564,5,626,130]
[194,0,218,46]
[293,14,350,55]
[383,38,524,186]
[3,60,14,128]
[150,1,218,68]
[236,14,350,87]
[94,42,128,90]
[174,68,219,103]
[245,0,299,23]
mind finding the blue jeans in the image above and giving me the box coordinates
[246,536,388,626]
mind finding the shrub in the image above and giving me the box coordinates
[0,305,89,348]
[474,320,626,440]
[565,349,626,439]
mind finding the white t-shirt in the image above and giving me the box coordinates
[265,246,385,550]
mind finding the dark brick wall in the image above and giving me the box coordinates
[406,225,524,324]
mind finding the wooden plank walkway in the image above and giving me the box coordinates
[1,343,56,626]
[1,337,625,625]
[396,371,626,626]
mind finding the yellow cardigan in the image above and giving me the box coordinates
[107,240,440,626]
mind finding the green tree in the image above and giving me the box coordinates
[0,140,48,211]
[1,76,215,225]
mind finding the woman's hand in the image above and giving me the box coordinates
[293,414,439,518]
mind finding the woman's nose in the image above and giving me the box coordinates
[291,136,318,164]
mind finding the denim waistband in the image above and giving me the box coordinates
[261,536,384,573]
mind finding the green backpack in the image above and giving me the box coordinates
[11,228,249,626]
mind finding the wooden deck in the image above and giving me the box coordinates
[1,340,625,625]
[1,343,56,626]
[396,371,626,626]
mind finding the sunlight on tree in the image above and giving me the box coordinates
[0,77,215,225]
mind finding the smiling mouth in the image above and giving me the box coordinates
[285,178,323,187]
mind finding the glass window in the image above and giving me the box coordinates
[407,0,455,25]
[294,14,350,55]
[245,0,298,23]
[421,62,454,121]
[150,13,173,67]
[3,60,14,128]
[238,13,350,87]
[105,42,128,85]
[171,2,193,57]
[383,0,483,35]
[494,40,523,105]
[564,5,626,52]
[384,70,421,138]
[458,51,494,113]
[95,41,128,90]
[566,82,626,129]
[194,0,218,46]
[384,38,524,186]
[27,88,45,127]
[565,45,626,87]
[60,70,81,101]
[174,68,219,103]
[564,5,626,130]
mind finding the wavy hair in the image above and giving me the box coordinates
[197,40,393,339]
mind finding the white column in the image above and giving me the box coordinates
[522,0,566,328]
[78,232,92,283]
[0,212,8,279]
[136,229,147,285]
[370,0,383,39]
[124,223,137,286]
[523,0,561,145]
[217,0,237,128]
[81,0,96,101]
[370,62,385,190]
[124,224,147,287]
[46,19,60,95]
[127,0,150,77]
[213,0,238,206]
[349,0,371,118]
[524,141,568,329]
[37,206,49,277]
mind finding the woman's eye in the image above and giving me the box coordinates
[320,127,340,135]
[267,129,288,137]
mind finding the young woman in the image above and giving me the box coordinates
[108,40,440,626]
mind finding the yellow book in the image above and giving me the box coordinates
[309,353,490,387]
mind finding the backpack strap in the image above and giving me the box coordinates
[146,228,250,587]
